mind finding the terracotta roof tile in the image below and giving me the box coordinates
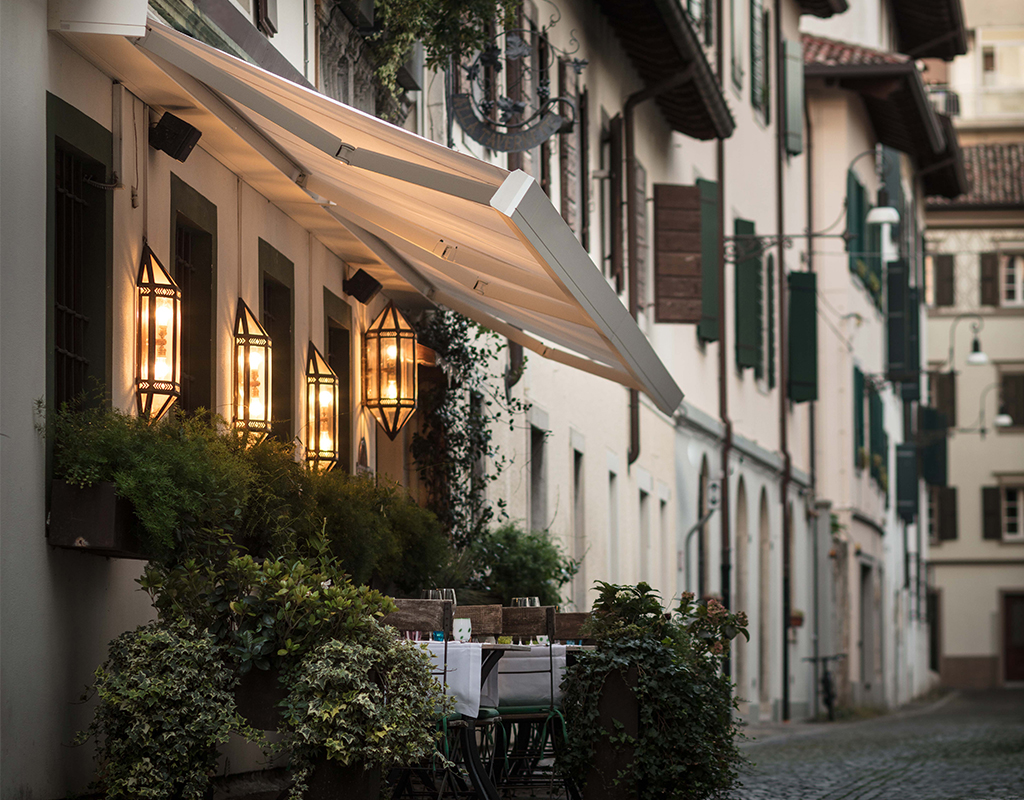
[801,34,909,68]
[927,142,1024,207]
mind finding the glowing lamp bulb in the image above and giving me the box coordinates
[319,388,334,408]
[155,302,173,327]
[319,432,333,451]
[249,398,265,420]
[154,357,170,381]
[249,350,264,369]
[385,344,398,361]
[386,380,398,400]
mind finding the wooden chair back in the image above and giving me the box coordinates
[454,604,503,636]
[553,612,591,642]
[382,598,453,638]
[501,606,555,639]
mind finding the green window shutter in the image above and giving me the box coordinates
[787,271,817,402]
[697,179,720,342]
[901,287,921,401]
[866,220,882,305]
[854,366,866,469]
[918,406,949,487]
[750,0,764,114]
[982,486,1002,540]
[882,146,903,240]
[734,218,761,370]
[847,172,867,280]
[887,258,909,380]
[783,39,804,155]
[767,254,776,388]
[896,443,918,523]
[653,184,702,323]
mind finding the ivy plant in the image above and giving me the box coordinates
[467,522,579,606]
[274,620,451,798]
[76,621,255,800]
[411,309,529,548]
[369,0,521,95]
[560,583,749,800]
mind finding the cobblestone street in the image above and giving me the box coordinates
[731,691,1024,800]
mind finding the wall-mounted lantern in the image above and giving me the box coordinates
[234,298,272,440]
[306,342,339,472]
[136,244,181,421]
[364,301,417,440]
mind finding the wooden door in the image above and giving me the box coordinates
[1005,594,1024,682]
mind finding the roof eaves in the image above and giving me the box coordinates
[893,0,968,60]
[798,0,848,19]
[804,61,945,155]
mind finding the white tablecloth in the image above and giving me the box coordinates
[480,645,567,708]
[424,641,482,718]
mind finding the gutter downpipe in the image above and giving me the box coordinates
[714,0,733,682]
[776,7,792,722]
[805,91,821,720]
[625,67,695,467]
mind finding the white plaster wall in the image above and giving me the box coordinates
[934,565,1024,656]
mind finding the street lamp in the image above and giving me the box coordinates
[135,245,181,421]
[958,382,1013,439]
[364,301,417,440]
[946,313,988,371]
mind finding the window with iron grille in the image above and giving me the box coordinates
[52,137,109,408]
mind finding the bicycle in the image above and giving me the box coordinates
[803,654,846,721]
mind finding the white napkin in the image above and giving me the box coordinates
[424,641,482,718]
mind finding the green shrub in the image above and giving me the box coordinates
[467,523,579,606]
[76,622,250,800]
[560,583,749,800]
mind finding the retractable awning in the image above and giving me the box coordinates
[65,19,683,415]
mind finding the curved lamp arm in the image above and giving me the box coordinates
[958,381,999,438]
[946,313,985,372]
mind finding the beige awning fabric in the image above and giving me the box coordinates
[68,20,683,415]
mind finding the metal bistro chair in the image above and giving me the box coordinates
[383,598,474,800]
[488,606,578,800]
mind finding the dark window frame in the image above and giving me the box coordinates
[259,239,294,444]
[324,288,353,473]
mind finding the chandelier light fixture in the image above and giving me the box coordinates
[364,301,417,440]
[233,298,272,440]
[135,244,181,421]
[306,342,340,471]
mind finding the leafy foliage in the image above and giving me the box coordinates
[467,523,579,606]
[411,309,529,548]
[275,621,451,797]
[75,622,252,800]
[140,530,395,674]
[561,583,749,800]
[369,0,521,95]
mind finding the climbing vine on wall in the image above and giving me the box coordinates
[411,308,529,549]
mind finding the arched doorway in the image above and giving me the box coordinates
[758,489,772,720]
[734,478,749,711]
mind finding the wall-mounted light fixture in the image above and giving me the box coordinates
[306,342,339,471]
[234,298,272,440]
[136,244,181,421]
[364,301,417,440]
[946,313,988,370]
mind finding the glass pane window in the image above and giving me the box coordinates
[1004,254,1024,306]
[1005,487,1023,540]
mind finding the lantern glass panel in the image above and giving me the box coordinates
[306,343,339,471]
[136,245,181,421]
[364,302,417,440]
[234,299,272,439]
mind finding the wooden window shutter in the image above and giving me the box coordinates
[635,161,648,308]
[579,89,590,250]
[982,486,1002,540]
[854,367,865,469]
[887,258,908,379]
[734,218,762,370]
[918,406,949,487]
[869,389,884,482]
[697,179,720,341]
[654,184,702,324]
[901,287,921,401]
[847,173,865,277]
[930,371,957,428]
[558,59,580,237]
[787,271,817,402]
[256,0,278,36]
[980,252,1000,306]
[934,254,955,307]
[609,115,624,293]
[783,39,804,155]
[896,443,918,523]
[937,486,957,540]
[1002,373,1024,426]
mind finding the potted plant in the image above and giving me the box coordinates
[560,582,748,800]
[75,621,256,800]
[789,609,805,628]
[273,620,449,800]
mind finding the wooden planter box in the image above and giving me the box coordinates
[48,480,147,559]
[582,664,640,800]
